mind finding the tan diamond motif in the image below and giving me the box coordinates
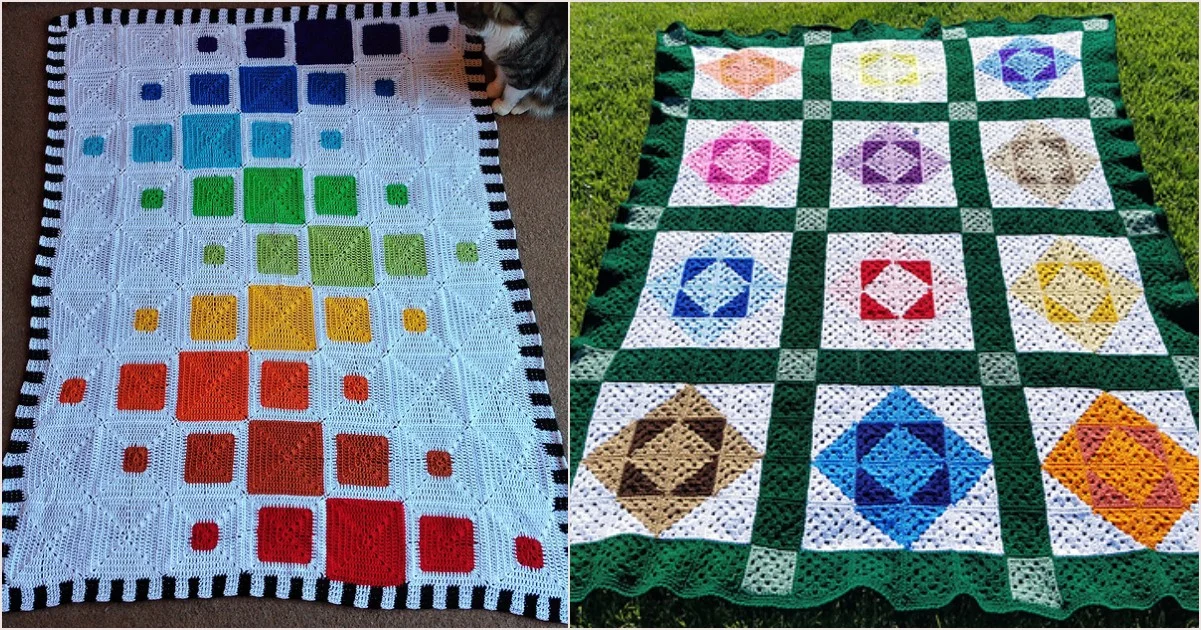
[581,385,762,535]
[987,122,1100,206]
[1010,238,1143,351]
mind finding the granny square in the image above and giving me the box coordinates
[569,15,1199,620]
[5,5,565,621]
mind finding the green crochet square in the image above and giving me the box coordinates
[455,242,479,263]
[1173,356,1199,389]
[740,546,797,596]
[308,226,375,287]
[979,352,1021,386]
[383,234,428,277]
[243,167,304,224]
[386,183,409,207]
[192,176,235,217]
[314,175,358,216]
[202,244,225,266]
[257,233,299,276]
[1007,558,1062,609]
[777,349,818,381]
[140,187,164,210]
[570,347,615,382]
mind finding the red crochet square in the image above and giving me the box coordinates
[260,360,309,410]
[184,433,235,484]
[426,450,452,477]
[326,498,405,586]
[515,535,544,570]
[122,446,149,473]
[336,434,390,487]
[418,515,475,573]
[257,506,313,564]
[116,363,167,411]
[177,351,248,421]
[191,521,220,552]
[248,420,324,496]
[342,374,369,402]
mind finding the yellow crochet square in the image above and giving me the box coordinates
[248,285,316,351]
[190,295,238,341]
[324,296,372,343]
[133,308,159,332]
[403,307,427,333]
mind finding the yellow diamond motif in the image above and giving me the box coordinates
[1010,238,1143,351]
[858,49,920,88]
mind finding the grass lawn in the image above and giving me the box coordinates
[569,2,1199,627]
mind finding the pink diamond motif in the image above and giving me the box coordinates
[836,124,949,204]
[684,123,799,206]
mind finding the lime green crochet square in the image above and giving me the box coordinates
[202,244,225,266]
[244,167,304,224]
[386,183,408,207]
[141,187,164,210]
[456,242,479,263]
[192,176,234,217]
[308,226,374,287]
[314,175,358,216]
[257,233,300,276]
[384,234,428,277]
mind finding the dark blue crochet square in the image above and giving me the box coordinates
[245,27,286,59]
[374,79,395,97]
[141,82,162,101]
[362,23,402,56]
[295,19,353,65]
[239,66,298,114]
[428,25,449,43]
[190,73,230,106]
[197,35,219,53]
[307,72,347,106]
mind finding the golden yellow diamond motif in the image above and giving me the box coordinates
[858,49,920,88]
[1010,238,1143,351]
[987,122,1100,206]
[581,385,762,536]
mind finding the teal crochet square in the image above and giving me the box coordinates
[251,121,292,159]
[182,113,242,169]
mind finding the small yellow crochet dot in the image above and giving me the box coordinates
[190,295,238,341]
[403,307,427,333]
[133,308,159,332]
[325,297,372,343]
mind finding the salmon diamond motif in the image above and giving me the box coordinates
[698,49,799,99]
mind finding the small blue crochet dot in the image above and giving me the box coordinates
[374,78,395,97]
[82,135,105,156]
[141,82,163,101]
[197,36,219,53]
[320,130,343,150]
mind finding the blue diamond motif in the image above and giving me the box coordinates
[813,387,991,548]
[977,37,1079,99]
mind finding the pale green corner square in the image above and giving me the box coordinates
[571,346,616,382]
[795,207,827,232]
[961,208,993,233]
[1008,557,1062,609]
[626,206,663,231]
[979,352,1021,386]
[778,349,818,382]
[741,546,797,596]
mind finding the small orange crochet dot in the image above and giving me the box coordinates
[343,374,369,402]
[426,450,452,477]
[59,378,87,404]
[122,445,149,473]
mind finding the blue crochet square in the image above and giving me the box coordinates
[251,121,292,159]
[131,124,174,163]
[320,130,343,151]
[245,27,286,59]
[307,72,347,106]
[82,136,105,156]
[182,113,242,169]
[362,23,401,56]
[374,79,395,97]
[295,19,353,65]
[239,66,298,114]
[141,82,162,101]
[197,35,219,53]
[428,25,449,43]
[190,73,230,106]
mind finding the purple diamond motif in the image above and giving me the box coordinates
[837,124,948,205]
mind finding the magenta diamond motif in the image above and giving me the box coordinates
[684,123,799,206]
[836,124,949,204]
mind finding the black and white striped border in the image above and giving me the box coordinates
[1,4,566,623]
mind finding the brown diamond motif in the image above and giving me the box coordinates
[987,121,1100,206]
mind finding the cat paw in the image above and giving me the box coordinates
[492,98,515,116]
[485,79,504,99]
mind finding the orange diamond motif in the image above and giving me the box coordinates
[699,49,798,99]
[1043,392,1199,549]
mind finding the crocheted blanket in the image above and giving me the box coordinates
[2,4,566,621]
[569,16,1199,617]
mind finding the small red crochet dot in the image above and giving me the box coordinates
[59,378,87,404]
[122,445,149,474]
[191,521,219,552]
[515,535,544,570]
[343,374,369,402]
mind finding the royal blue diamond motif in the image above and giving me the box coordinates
[813,387,991,548]
[976,36,1079,99]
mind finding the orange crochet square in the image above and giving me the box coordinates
[336,433,390,487]
[190,295,238,341]
[260,361,310,410]
[122,445,149,473]
[248,285,317,351]
[325,297,373,343]
[342,374,369,402]
[133,308,159,332]
[116,363,167,411]
[184,432,235,484]
[426,450,453,477]
[59,377,87,404]
[176,351,248,421]
[248,420,324,496]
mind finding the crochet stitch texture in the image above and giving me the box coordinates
[3,4,566,621]
[569,16,1199,618]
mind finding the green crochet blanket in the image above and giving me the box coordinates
[568,15,1199,618]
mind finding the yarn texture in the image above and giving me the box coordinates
[3,4,567,622]
[569,16,1198,618]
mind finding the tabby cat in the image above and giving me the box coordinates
[457,2,568,117]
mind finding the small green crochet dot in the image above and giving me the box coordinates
[314,175,358,216]
[202,244,225,266]
[309,225,375,287]
[455,242,478,263]
[192,176,235,217]
[243,167,305,224]
[257,233,299,275]
[386,183,409,207]
[384,234,428,277]
[140,188,164,210]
